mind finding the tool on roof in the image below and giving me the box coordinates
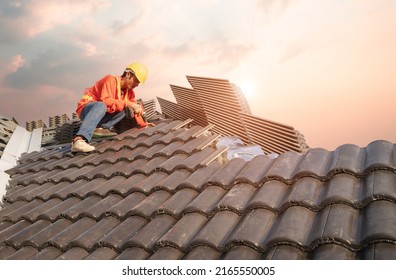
[125,99,148,127]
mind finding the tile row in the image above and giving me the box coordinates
[1,200,395,254]
[2,242,395,260]
[12,120,193,167]
[8,146,225,188]
[7,125,216,176]
[7,140,396,190]
[4,167,396,213]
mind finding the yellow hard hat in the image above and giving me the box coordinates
[125,62,148,84]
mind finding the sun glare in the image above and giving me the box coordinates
[238,80,255,98]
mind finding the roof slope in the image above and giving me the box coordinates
[0,120,395,260]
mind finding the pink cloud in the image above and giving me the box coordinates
[0,0,111,40]
[6,55,25,73]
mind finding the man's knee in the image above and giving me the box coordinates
[96,101,107,112]
[80,101,107,121]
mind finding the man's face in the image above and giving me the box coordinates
[126,74,140,89]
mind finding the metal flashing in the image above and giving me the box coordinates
[1,126,42,206]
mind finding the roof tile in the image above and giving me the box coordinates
[149,247,183,260]
[207,158,248,187]
[4,219,51,248]
[321,174,361,206]
[266,206,315,247]
[82,194,123,220]
[2,199,43,222]
[184,186,226,215]
[50,180,89,200]
[177,162,222,190]
[233,155,274,185]
[23,219,73,248]
[226,209,276,249]
[131,190,171,218]
[0,245,16,259]
[223,246,260,260]
[263,245,307,260]
[216,183,256,212]
[98,216,147,250]
[105,192,147,218]
[6,245,39,260]
[362,200,396,242]
[328,144,366,173]
[183,246,221,260]
[158,188,198,217]
[156,169,192,192]
[69,217,120,250]
[311,244,357,260]
[287,177,323,209]
[0,220,33,243]
[247,181,289,211]
[30,246,63,260]
[265,151,301,181]
[115,247,150,260]
[85,247,118,260]
[360,243,396,260]
[132,172,169,194]
[365,140,396,169]
[33,182,72,201]
[56,247,89,260]
[127,214,176,251]
[62,196,102,220]
[109,174,147,196]
[312,204,359,248]
[191,211,241,249]
[47,217,96,250]
[21,198,63,222]
[364,170,396,202]
[158,212,207,249]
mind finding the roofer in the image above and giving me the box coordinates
[71,62,154,153]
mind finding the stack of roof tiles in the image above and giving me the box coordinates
[0,120,395,260]
[158,76,308,155]
[49,114,71,128]
[26,120,46,132]
[0,116,18,158]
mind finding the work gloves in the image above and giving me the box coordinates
[125,102,142,120]
[129,102,143,115]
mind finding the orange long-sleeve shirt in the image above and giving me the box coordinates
[76,75,136,117]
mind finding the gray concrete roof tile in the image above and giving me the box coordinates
[84,247,118,260]
[127,214,176,251]
[29,246,62,259]
[191,211,241,249]
[56,247,89,260]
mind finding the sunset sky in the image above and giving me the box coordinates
[0,0,395,151]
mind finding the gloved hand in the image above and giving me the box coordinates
[125,105,135,120]
[128,102,142,115]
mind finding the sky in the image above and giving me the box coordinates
[0,0,395,151]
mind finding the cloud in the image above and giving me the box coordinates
[257,0,294,16]
[278,44,305,63]
[0,0,111,44]
[6,54,25,73]
[0,85,77,125]
[198,38,255,71]
[3,44,105,90]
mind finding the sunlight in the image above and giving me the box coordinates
[237,80,255,98]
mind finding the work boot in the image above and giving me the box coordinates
[93,128,118,138]
[71,139,95,153]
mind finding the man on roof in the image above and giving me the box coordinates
[71,62,154,153]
